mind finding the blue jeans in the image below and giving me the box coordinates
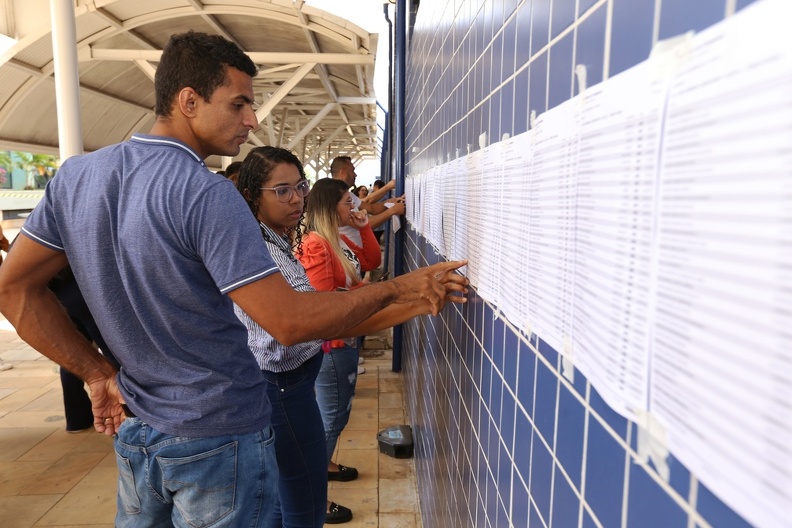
[315,344,359,460]
[263,351,327,528]
[114,418,278,528]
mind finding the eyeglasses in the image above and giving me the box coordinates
[261,180,311,203]
[339,199,355,207]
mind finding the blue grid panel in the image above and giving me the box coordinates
[516,340,536,418]
[547,29,575,110]
[502,325,519,392]
[533,359,558,446]
[555,383,586,489]
[513,408,532,484]
[551,0,577,39]
[529,430,554,525]
[529,50,548,115]
[658,0,727,40]
[697,481,753,528]
[574,4,607,91]
[609,0,655,77]
[626,463,687,528]
[403,1,755,526]
[511,475,530,526]
[736,0,760,10]
[584,416,626,528]
[530,0,552,55]
[552,470,581,528]
[514,2,533,68]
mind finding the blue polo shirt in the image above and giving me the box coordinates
[23,134,279,437]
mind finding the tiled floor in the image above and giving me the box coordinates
[0,316,422,527]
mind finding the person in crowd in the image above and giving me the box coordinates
[330,157,405,246]
[352,185,369,199]
[366,179,397,243]
[225,160,243,185]
[235,146,468,526]
[297,178,381,496]
[0,30,465,527]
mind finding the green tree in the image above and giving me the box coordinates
[16,152,59,189]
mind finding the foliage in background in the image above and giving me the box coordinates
[0,150,59,189]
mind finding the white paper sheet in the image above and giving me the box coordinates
[649,2,792,526]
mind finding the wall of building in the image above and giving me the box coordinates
[401,0,760,526]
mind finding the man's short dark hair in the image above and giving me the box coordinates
[329,156,352,177]
[155,31,258,117]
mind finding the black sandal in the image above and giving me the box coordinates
[327,464,359,482]
[325,502,353,524]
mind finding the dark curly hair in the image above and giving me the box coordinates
[237,146,307,252]
[155,31,258,117]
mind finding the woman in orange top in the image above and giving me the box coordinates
[298,177,381,486]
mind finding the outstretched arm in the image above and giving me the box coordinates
[229,260,468,346]
[362,179,395,204]
[367,201,405,231]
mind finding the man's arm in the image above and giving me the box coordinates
[0,235,123,435]
[343,274,468,337]
[358,201,389,215]
[362,180,395,204]
[228,260,467,346]
[368,201,406,231]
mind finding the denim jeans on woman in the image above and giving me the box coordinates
[114,418,278,528]
[315,343,360,460]
[262,350,327,528]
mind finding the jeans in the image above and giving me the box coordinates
[315,344,359,460]
[262,351,327,528]
[114,418,278,528]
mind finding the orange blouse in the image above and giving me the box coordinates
[298,224,381,292]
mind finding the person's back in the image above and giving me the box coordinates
[33,136,271,435]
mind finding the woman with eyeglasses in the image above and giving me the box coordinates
[296,178,381,495]
[235,147,356,526]
[235,148,467,527]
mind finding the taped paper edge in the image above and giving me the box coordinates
[635,410,670,483]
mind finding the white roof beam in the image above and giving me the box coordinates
[183,0,244,49]
[82,48,374,65]
[337,97,377,105]
[304,125,345,165]
[263,113,276,146]
[285,102,336,151]
[255,62,315,122]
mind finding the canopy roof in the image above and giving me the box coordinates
[0,0,380,171]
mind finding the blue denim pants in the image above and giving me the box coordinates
[114,418,278,528]
[262,351,327,528]
[315,344,359,460]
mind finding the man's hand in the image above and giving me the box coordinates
[387,201,406,217]
[389,260,467,315]
[88,373,126,436]
[384,194,405,205]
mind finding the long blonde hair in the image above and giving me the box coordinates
[302,178,360,285]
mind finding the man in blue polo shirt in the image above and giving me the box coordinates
[0,31,464,527]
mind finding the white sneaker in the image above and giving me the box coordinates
[357,365,366,375]
[358,357,365,365]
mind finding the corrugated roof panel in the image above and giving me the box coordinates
[101,0,188,22]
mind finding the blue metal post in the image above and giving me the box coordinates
[392,0,407,372]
